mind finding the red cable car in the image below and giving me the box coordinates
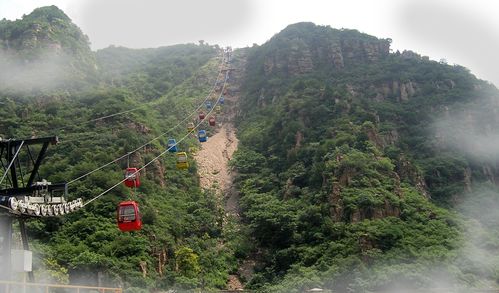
[124,167,140,188]
[117,201,142,232]
[209,116,216,126]
[199,112,205,120]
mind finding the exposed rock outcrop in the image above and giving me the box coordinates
[150,159,166,187]
[397,155,429,198]
[261,23,390,77]
[329,181,343,222]
[349,200,401,223]
[371,80,418,102]
[287,45,314,74]
[127,121,151,134]
[327,150,405,222]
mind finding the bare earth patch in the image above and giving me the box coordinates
[194,122,238,196]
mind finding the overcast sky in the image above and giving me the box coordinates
[1,0,499,86]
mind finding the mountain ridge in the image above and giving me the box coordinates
[232,21,499,292]
[0,6,97,92]
[261,22,391,76]
[3,6,499,292]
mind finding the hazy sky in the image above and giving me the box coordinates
[1,0,499,85]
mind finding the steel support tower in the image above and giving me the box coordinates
[0,136,64,293]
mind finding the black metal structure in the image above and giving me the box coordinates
[0,183,67,197]
[0,136,61,292]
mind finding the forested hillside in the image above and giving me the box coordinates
[4,6,499,293]
[96,44,217,100]
[0,6,97,91]
[232,22,499,292]
[0,6,238,292]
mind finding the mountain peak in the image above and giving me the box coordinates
[23,5,71,22]
[250,22,391,78]
[0,6,96,92]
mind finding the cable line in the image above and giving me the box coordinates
[82,71,229,208]
[0,204,14,213]
[67,53,227,185]
[61,66,224,145]
[51,53,226,135]
[0,51,232,218]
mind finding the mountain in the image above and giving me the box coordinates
[232,22,499,292]
[0,6,97,92]
[0,6,235,291]
[252,22,390,78]
[96,44,217,100]
[4,7,499,292]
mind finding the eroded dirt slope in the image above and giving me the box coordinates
[194,122,238,195]
[193,54,251,290]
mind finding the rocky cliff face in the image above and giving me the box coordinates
[327,155,405,223]
[370,80,418,102]
[260,23,390,77]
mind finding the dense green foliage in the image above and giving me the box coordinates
[96,44,217,100]
[5,8,499,292]
[232,23,499,292]
[0,6,237,291]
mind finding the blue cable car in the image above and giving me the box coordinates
[220,96,225,105]
[198,130,207,142]
[167,138,178,152]
[206,101,212,110]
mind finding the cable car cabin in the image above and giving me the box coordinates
[199,112,205,120]
[215,106,222,114]
[167,138,178,152]
[124,168,140,188]
[219,96,225,105]
[176,152,189,170]
[117,201,142,232]
[206,101,212,110]
[209,117,216,126]
[187,122,195,132]
[198,130,207,142]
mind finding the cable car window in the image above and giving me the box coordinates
[119,205,136,222]
[125,171,136,179]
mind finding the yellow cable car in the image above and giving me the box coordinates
[215,105,222,114]
[176,152,189,170]
[187,122,195,132]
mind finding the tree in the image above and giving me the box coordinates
[175,247,201,278]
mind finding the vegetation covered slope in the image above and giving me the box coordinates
[232,22,499,292]
[0,6,237,292]
[0,6,97,91]
[96,44,218,100]
[5,7,499,292]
